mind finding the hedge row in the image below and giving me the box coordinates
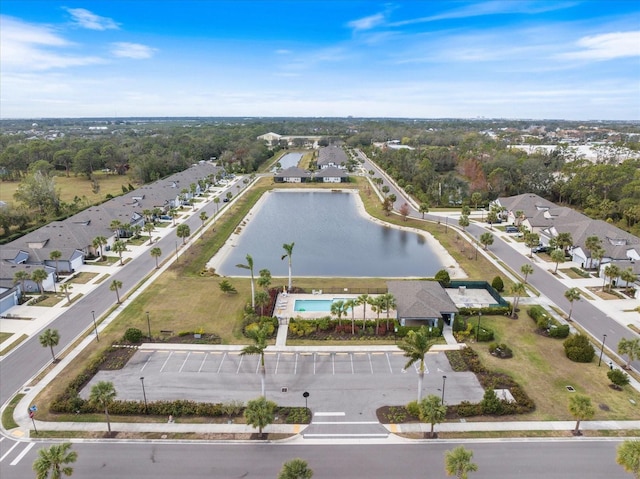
[457,306,510,316]
[527,305,570,338]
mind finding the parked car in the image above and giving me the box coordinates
[223,197,230,202]
[533,245,550,253]
[505,226,519,233]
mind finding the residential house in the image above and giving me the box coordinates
[314,166,348,183]
[274,167,312,183]
[317,145,349,170]
[387,280,458,326]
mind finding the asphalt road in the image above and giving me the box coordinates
[0,438,630,478]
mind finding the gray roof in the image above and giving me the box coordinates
[317,145,349,167]
[314,166,347,178]
[496,193,556,219]
[274,167,311,178]
[387,280,458,319]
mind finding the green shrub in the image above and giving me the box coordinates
[563,334,595,362]
[607,369,630,389]
[123,328,143,343]
[489,343,513,358]
[491,276,504,292]
[452,316,467,332]
[406,400,420,418]
[548,324,570,338]
[473,325,494,342]
[480,388,504,415]
[434,269,451,286]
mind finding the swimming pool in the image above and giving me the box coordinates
[294,299,349,312]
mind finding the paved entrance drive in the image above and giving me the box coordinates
[84,346,484,438]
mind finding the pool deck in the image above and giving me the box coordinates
[274,293,394,320]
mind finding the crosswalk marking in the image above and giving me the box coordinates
[0,440,20,463]
[10,442,34,466]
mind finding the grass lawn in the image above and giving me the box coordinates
[31,294,65,307]
[68,272,99,284]
[0,332,13,343]
[472,314,640,421]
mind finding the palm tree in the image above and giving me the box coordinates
[330,300,348,327]
[176,223,191,244]
[150,247,162,268]
[618,338,640,370]
[241,324,269,397]
[213,196,220,216]
[255,291,270,316]
[236,253,256,308]
[379,292,397,329]
[604,263,621,291]
[39,328,60,361]
[244,396,276,438]
[344,299,357,335]
[169,207,178,226]
[370,296,384,335]
[49,250,62,281]
[110,219,123,239]
[524,232,540,257]
[520,264,534,284]
[510,282,526,318]
[585,235,601,262]
[60,282,73,304]
[458,214,469,231]
[278,458,314,479]
[479,232,493,250]
[564,287,581,321]
[144,222,155,245]
[110,279,123,304]
[33,442,77,479]
[199,211,208,228]
[93,235,107,259]
[398,326,431,402]
[356,294,370,327]
[555,232,573,254]
[13,270,31,294]
[471,192,482,211]
[281,242,295,291]
[31,268,49,294]
[419,394,447,438]
[590,245,605,270]
[112,240,126,266]
[568,394,595,435]
[550,249,565,273]
[90,381,117,433]
[445,446,478,479]
[616,439,640,478]
[620,267,636,295]
[257,268,272,290]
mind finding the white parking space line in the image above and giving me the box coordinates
[236,355,243,374]
[10,442,34,466]
[274,353,281,374]
[350,353,354,374]
[314,412,345,417]
[255,357,260,374]
[313,353,316,375]
[0,441,20,463]
[368,353,374,374]
[178,352,191,372]
[294,353,298,375]
[386,353,393,373]
[139,353,153,372]
[217,352,227,373]
[159,351,173,373]
[332,354,335,375]
[198,353,208,372]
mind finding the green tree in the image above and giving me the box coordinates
[356,293,370,325]
[486,209,498,229]
[244,396,276,438]
[13,270,31,294]
[213,196,220,215]
[49,250,62,281]
[590,245,605,270]
[255,290,270,316]
[169,207,178,226]
[344,298,357,335]
[398,326,432,402]
[60,282,73,304]
[479,232,493,250]
[444,445,478,479]
[471,192,482,211]
[241,324,269,397]
[278,458,314,479]
[110,219,123,239]
[524,232,540,256]
[33,442,77,479]
[379,292,396,329]
[369,296,385,335]
[621,267,637,295]
[92,236,107,259]
[236,253,256,308]
[458,214,469,231]
[90,381,117,434]
[219,279,237,294]
[150,247,162,269]
[608,369,630,389]
[491,276,504,292]
[418,394,447,438]
[554,232,574,253]
[564,287,581,321]
[330,299,348,327]
[31,268,49,294]
[112,240,126,266]
[176,223,191,244]
[434,269,451,286]
[281,242,295,291]
[39,328,60,361]
[510,282,526,318]
[144,222,155,245]
[199,211,208,228]
[257,268,272,290]
[568,394,595,435]
[616,439,640,478]
[618,338,640,369]
[550,249,565,273]
[110,279,123,304]
[14,171,60,215]
[604,263,621,291]
[419,202,429,219]
[520,264,534,284]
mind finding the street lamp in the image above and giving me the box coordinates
[91,310,99,342]
[441,375,447,405]
[598,334,607,367]
[140,377,148,414]
[146,311,151,339]
[476,311,482,342]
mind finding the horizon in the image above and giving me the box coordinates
[1,1,639,120]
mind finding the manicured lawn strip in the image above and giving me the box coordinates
[1,393,24,429]
[0,332,13,343]
[31,294,65,307]
[472,315,640,421]
[68,272,99,284]
[0,334,28,356]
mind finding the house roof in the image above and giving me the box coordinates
[274,167,311,178]
[496,193,557,219]
[387,280,458,319]
[317,145,349,167]
[314,166,347,178]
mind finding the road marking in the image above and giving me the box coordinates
[236,355,244,374]
[10,442,34,466]
[332,353,335,375]
[368,353,374,374]
[385,352,393,373]
[255,357,260,374]
[274,353,281,374]
[311,421,379,425]
[178,352,191,372]
[304,433,388,438]
[159,351,173,373]
[0,441,20,463]
[350,353,354,374]
[313,352,316,375]
[294,353,298,375]
[197,353,208,372]
[139,353,153,372]
[313,412,345,417]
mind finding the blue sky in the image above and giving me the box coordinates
[1,1,639,119]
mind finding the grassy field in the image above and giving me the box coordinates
[472,314,640,421]
[0,171,137,207]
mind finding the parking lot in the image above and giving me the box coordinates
[84,347,485,420]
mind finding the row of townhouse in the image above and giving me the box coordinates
[316,144,349,170]
[494,193,640,290]
[0,161,222,314]
[274,166,349,184]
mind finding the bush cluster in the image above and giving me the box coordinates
[489,342,513,358]
[123,328,143,343]
[491,276,504,292]
[527,305,570,338]
[457,306,510,316]
[563,334,595,363]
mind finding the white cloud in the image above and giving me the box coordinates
[65,8,119,30]
[0,16,104,71]
[347,13,386,31]
[275,49,292,55]
[559,31,640,60]
[110,42,156,59]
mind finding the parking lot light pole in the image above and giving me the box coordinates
[146,311,152,340]
[476,312,482,342]
[441,375,447,405]
[91,310,99,342]
[140,377,148,414]
[598,334,607,367]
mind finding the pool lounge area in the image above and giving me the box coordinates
[275,293,387,320]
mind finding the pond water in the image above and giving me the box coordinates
[273,152,303,170]
[213,190,446,278]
